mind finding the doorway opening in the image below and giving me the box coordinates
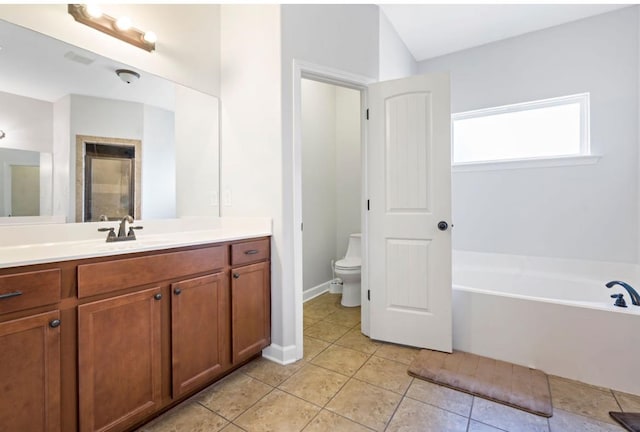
[293,61,373,362]
[75,135,141,222]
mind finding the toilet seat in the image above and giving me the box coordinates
[335,257,361,270]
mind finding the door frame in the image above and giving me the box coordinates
[292,60,375,360]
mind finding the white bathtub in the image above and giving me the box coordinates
[452,250,640,395]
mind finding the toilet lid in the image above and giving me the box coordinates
[335,257,361,269]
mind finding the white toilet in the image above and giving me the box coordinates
[334,233,361,307]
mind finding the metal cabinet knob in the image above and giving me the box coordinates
[49,319,61,328]
[154,293,162,300]
[233,273,240,279]
[174,288,182,295]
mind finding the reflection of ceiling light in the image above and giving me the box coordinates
[67,4,156,52]
[115,16,132,31]
[0,130,5,140]
[84,4,102,18]
[116,69,140,84]
[143,31,157,44]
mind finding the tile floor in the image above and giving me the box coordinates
[139,293,639,432]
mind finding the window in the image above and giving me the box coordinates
[452,93,591,167]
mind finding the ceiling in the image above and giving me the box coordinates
[0,18,174,110]
[380,4,631,62]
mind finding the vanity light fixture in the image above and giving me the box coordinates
[67,4,156,52]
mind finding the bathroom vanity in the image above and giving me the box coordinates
[0,225,271,432]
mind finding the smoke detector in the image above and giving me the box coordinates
[116,69,140,84]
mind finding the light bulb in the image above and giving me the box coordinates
[143,31,157,44]
[84,4,102,19]
[115,16,132,31]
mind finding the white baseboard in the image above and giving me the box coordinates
[262,343,298,365]
[303,281,331,302]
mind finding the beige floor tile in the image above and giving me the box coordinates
[613,390,640,412]
[373,343,419,365]
[304,320,352,343]
[471,398,549,432]
[234,389,320,432]
[310,345,370,376]
[326,379,401,432]
[221,425,246,432]
[386,397,468,432]
[279,363,349,406]
[549,409,625,432]
[303,336,330,361]
[304,302,341,321]
[139,401,228,432]
[406,379,473,417]
[196,372,273,420]
[241,357,305,387]
[549,376,620,424]
[303,410,373,432]
[306,293,341,306]
[354,356,412,394]
[467,420,505,432]
[335,328,382,355]
[303,315,320,329]
[324,307,361,328]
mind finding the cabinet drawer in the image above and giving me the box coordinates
[78,246,227,298]
[0,269,61,315]
[231,239,270,266]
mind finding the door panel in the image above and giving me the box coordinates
[0,311,60,432]
[78,287,162,432]
[171,273,228,398]
[368,73,452,352]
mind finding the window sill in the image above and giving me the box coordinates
[452,154,600,173]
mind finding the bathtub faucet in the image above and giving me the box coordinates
[606,281,640,306]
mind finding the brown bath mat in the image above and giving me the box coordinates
[408,349,553,417]
[610,412,640,431]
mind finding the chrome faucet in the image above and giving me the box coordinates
[606,280,640,306]
[117,215,134,238]
[98,215,143,242]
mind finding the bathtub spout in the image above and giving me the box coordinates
[606,281,640,306]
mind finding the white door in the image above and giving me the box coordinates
[368,73,452,352]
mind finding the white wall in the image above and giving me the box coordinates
[175,86,219,218]
[142,105,175,219]
[301,81,362,296]
[219,5,284,357]
[379,10,418,81]
[335,87,362,258]
[419,7,639,263]
[0,91,52,153]
[0,4,220,96]
[52,96,70,220]
[302,80,337,292]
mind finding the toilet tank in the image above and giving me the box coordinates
[344,233,361,259]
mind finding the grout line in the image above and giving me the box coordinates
[466,396,475,432]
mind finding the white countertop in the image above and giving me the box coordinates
[0,217,271,268]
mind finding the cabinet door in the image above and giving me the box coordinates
[0,311,61,432]
[78,287,162,432]
[231,262,271,363]
[171,272,228,398]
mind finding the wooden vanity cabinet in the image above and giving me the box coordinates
[1,236,270,432]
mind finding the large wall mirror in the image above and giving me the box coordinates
[0,19,220,223]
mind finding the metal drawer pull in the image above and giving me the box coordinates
[244,250,259,255]
[49,319,61,328]
[233,273,240,279]
[0,291,22,300]
[154,293,162,300]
